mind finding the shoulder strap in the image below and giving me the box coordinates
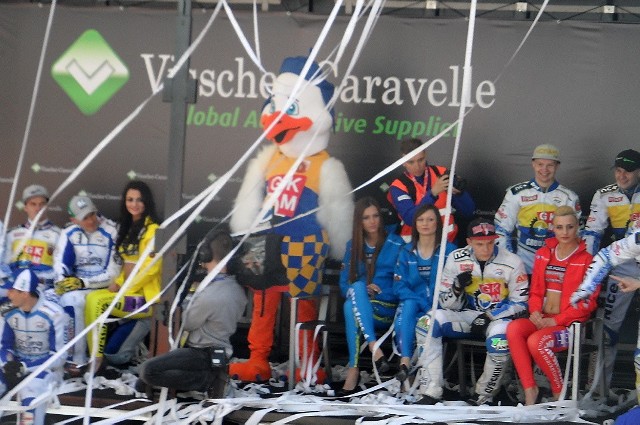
[397,173,417,201]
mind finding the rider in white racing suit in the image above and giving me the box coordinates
[416,218,528,405]
[494,144,580,274]
[50,196,121,365]
[581,149,640,390]
[4,185,60,292]
[0,269,67,425]
[571,230,640,403]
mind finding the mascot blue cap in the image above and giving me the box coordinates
[279,56,335,118]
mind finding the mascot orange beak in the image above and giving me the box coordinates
[261,112,313,146]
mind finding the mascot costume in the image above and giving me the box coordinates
[229,56,353,382]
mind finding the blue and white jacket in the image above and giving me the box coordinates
[339,232,404,304]
[393,241,457,312]
[53,217,121,289]
[0,297,67,372]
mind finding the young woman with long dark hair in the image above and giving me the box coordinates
[393,204,456,381]
[338,197,403,395]
[85,181,162,370]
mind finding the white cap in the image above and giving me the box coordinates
[22,184,49,203]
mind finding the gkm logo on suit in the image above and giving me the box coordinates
[267,174,307,217]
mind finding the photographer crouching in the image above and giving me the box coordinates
[137,230,247,398]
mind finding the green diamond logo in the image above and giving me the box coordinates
[208,173,218,182]
[51,30,129,116]
[31,163,41,173]
[127,170,137,180]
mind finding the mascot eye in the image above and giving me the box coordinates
[286,101,299,116]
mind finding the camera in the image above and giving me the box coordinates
[443,172,467,192]
[453,174,467,192]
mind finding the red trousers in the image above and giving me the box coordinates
[506,318,570,394]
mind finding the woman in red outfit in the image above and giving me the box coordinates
[506,206,600,405]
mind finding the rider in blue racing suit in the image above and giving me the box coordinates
[0,269,67,425]
[50,195,121,365]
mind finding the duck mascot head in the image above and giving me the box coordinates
[260,57,335,158]
[229,56,353,383]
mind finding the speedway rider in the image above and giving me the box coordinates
[0,269,67,425]
[4,185,61,293]
[415,218,528,406]
[581,149,640,391]
[49,195,121,367]
[494,144,580,274]
[571,228,640,404]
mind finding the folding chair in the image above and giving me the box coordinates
[288,284,333,390]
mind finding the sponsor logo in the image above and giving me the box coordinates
[521,195,538,202]
[52,30,129,115]
[525,238,545,247]
[127,170,167,181]
[613,243,623,255]
[511,182,531,194]
[477,282,502,308]
[453,250,471,261]
[608,196,624,203]
[31,163,74,174]
[267,174,307,217]
[142,55,497,109]
[16,336,45,353]
[604,281,620,321]
[485,361,504,393]
[81,191,121,201]
[24,245,44,264]
[553,329,570,348]
[536,211,554,224]
[490,337,508,351]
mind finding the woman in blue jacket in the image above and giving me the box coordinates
[339,197,404,395]
[393,204,456,381]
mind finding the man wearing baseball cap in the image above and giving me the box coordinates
[582,148,640,393]
[1,269,67,425]
[50,195,120,368]
[494,144,581,274]
[4,185,61,293]
[415,218,528,406]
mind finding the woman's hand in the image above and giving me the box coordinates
[367,283,382,298]
[108,283,121,293]
[530,311,556,329]
[538,317,557,328]
[610,275,640,293]
[529,311,544,329]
